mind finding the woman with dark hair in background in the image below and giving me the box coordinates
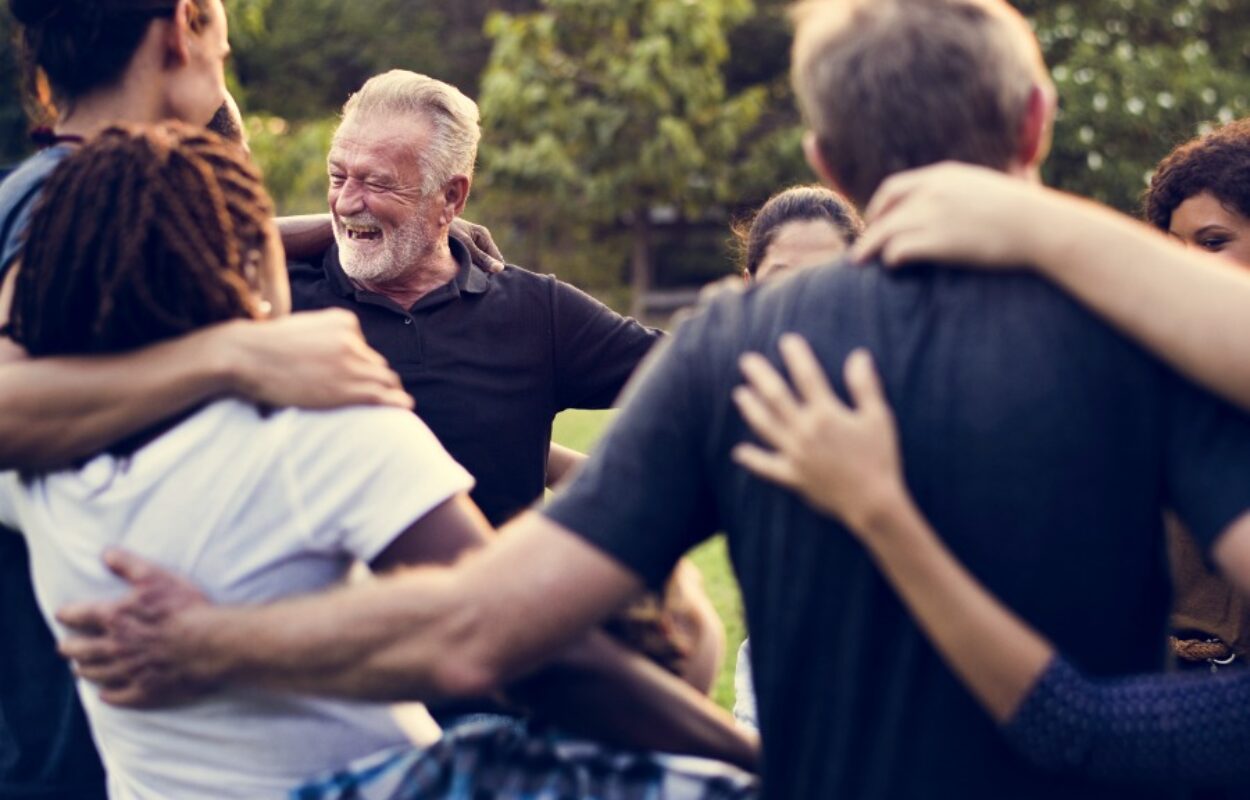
[736,184,864,283]
[0,2,407,796]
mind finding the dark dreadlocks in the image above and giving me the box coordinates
[11,122,274,358]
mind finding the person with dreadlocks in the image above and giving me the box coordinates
[1,123,757,800]
[0,2,414,796]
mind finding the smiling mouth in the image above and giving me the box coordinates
[341,223,382,241]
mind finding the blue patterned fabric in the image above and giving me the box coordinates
[1006,656,1250,787]
[292,718,758,800]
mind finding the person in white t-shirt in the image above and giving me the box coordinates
[0,126,477,799]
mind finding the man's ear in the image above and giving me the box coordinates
[803,130,852,201]
[441,176,471,223]
[1015,84,1056,171]
[162,0,198,68]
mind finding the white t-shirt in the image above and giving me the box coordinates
[0,399,474,800]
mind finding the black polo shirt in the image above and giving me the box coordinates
[545,260,1250,799]
[289,240,660,525]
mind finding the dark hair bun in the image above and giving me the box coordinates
[10,0,74,25]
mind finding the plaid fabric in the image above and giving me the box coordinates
[292,718,759,800]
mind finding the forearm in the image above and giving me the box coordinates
[276,214,334,262]
[0,329,236,470]
[1007,657,1250,787]
[858,490,1053,722]
[172,568,492,703]
[1029,190,1250,411]
[507,629,758,771]
[545,443,587,488]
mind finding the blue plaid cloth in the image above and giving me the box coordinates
[292,718,758,800]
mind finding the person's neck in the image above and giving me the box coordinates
[354,237,459,310]
[55,84,166,141]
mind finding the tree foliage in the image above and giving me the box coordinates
[1017,0,1250,211]
[477,0,778,308]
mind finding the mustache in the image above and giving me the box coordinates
[335,212,382,228]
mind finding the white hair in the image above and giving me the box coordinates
[340,70,481,194]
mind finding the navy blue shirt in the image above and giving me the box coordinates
[0,147,106,799]
[545,261,1250,799]
[290,242,660,526]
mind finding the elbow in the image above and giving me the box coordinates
[431,653,500,700]
[425,602,505,700]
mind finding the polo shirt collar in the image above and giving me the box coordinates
[321,234,490,304]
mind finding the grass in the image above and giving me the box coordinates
[552,409,745,711]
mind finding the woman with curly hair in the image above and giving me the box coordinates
[1143,121,1250,676]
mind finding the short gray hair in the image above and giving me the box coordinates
[791,0,1049,207]
[339,70,481,194]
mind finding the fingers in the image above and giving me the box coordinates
[843,349,887,413]
[56,602,112,635]
[470,225,505,269]
[778,334,838,406]
[738,353,801,423]
[731,386,792,452]
[862,169,922,225]
[731,443,800,489]
[102,548,162,586]
[58,633,117,665]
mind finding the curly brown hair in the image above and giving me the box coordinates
[1144,119,1250,232]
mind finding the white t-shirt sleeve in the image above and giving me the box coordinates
[284,407,475,563]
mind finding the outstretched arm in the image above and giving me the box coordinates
[0,308,410,471]
[854,163,1250,413]
[60,508,756,769]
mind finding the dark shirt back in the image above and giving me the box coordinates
[545,261,1250,799]
[289,242,659,525]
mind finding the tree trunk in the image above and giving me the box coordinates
[629,209,652,320]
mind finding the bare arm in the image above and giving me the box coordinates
[545,442,587,488]
[854,163,1250,413]
[0,309,410,471]
[276,215,336,262]
[61,510,757,768]
[730,335,1051,721]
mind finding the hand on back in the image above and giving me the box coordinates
[852,161,1058,272]
[57,550,215,709]
[731,335,904,534]
[223,308,413,411]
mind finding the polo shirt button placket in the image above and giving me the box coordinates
[403,317,413,326]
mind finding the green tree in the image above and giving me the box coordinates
[478,0,770,315]
[1018,0,1250,211]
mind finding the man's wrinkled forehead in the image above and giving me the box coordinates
[329,114,427,168]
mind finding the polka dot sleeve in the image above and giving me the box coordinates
[1005,656,1250,787]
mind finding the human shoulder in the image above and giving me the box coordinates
[0,147,74,272]
[274,404,455,476]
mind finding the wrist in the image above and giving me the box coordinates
[203,319,259,398]
[172,604,239,688]
[851,480,920,547]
